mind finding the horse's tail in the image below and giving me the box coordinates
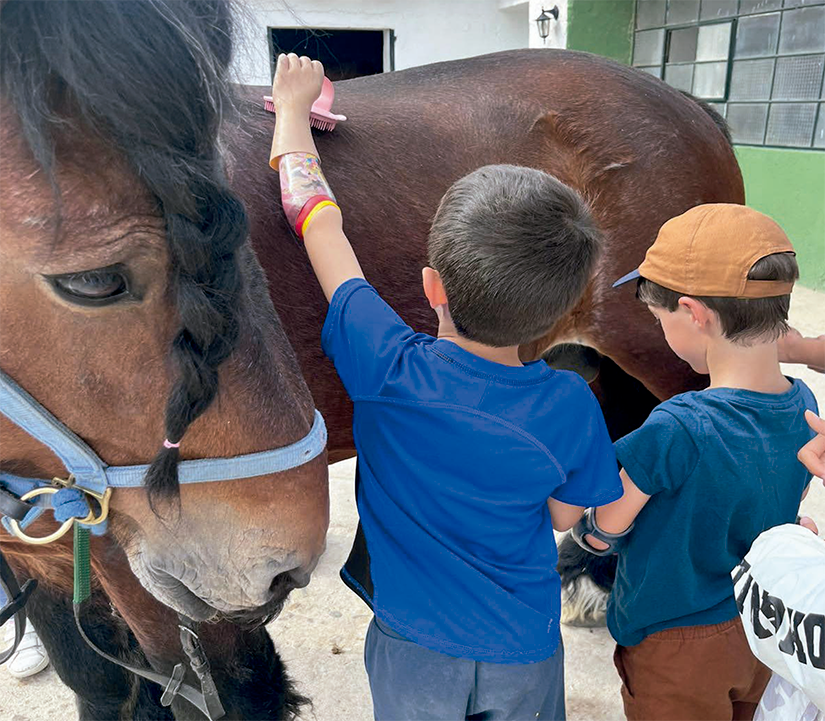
[679,90,733,148]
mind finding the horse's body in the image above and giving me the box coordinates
[233,49,743,451]
[1,4,743,715]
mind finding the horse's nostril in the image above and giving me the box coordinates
[287,567,312,589]
[269,569,302,597]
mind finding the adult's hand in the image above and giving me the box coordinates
[798,410,825,481]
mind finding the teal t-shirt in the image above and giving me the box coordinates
[608,378,818,648]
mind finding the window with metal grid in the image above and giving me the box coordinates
[633,0,825,149]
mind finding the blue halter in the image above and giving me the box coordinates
[0,368,327,533]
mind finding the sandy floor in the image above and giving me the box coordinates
[2,287,824,721]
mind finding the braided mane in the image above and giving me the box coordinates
[0,0,249,508]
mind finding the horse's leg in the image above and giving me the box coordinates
[592,298,706,402]
[90,545,308,720]
[589,355,663,442]
[548,352,664,626]
[542,346,661,440]
[180,623,308,721]
[22,578,172,720]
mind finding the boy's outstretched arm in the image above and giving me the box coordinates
[578,469,650,552]
[270,53,364,302]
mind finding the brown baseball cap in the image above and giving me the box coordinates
[613,204,795,298]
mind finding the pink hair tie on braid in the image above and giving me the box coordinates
[163,439,181,449]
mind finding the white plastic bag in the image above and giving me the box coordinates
[754,674,823,721]
[732,524,825,716]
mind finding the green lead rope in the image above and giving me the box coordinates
[71,523,225,720]
[73,525,91,605]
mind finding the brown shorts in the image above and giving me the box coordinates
[613,617,771,721]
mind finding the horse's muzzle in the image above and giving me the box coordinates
[131,545,315,623]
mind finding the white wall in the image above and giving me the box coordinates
[232,0,567,86]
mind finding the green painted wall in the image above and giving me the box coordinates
[565,2,824,291]
[566,0,635,65]
[735,146,825,291]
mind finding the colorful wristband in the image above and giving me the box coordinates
[279,152,338,239]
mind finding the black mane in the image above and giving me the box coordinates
[679,90,733,147]
[0,0,251,507]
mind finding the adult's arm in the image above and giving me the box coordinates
[799,410,825,480]
[778,329,825,373]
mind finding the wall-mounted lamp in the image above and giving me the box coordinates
[535,6,560,43]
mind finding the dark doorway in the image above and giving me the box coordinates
[269,28,390,82]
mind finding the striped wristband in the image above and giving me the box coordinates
[294,196,340,238]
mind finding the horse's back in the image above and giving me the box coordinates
[326,49,740,194]
[238,49,742,263]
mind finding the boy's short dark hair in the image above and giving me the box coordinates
[636,252,798,343]
[427,165,601,347]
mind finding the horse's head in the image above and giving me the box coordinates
[0,0,328,622]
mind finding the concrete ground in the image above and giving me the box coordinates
[2,287,824,721]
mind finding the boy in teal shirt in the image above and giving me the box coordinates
[575,204,818,720]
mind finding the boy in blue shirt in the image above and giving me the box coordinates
[574,204,818,721]
[269,55,622,720]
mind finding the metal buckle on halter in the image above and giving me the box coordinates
[178,619,226,720]
[51,474,108,503]
[160,663,187,707]
[7,476,112,545]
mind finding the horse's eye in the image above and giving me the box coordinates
[47,265,131,306]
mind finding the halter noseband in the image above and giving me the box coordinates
[0,368,327,541]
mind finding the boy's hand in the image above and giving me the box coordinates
[272,53,324,114]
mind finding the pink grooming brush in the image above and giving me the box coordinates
[264,76,346,132]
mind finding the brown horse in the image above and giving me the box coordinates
[1,2,743,719]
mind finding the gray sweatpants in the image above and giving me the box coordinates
[364,616,566,721]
